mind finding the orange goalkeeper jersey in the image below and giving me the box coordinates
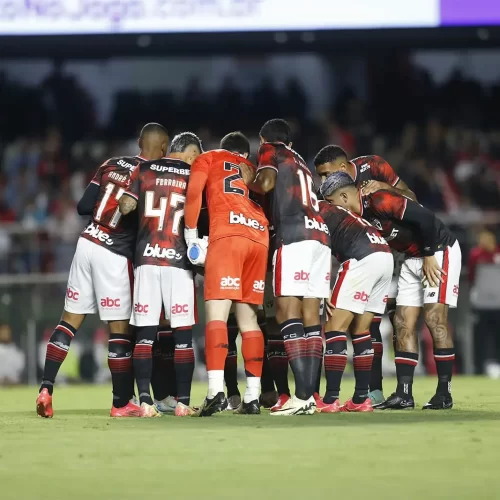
[184,149,269,247]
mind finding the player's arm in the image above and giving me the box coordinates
[77,182,99,215]
[242,143,278,194]
[373,192,443,286]
[362,156,417,201]
[118,168,139,215]
[184,154,210,241]
[77,162,107,215]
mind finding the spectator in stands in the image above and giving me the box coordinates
[469,228,500,377]
[0,323,25,385]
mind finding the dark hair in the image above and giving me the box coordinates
[170,132,203,153]
[313,145,348,168]
[140,122,168,137]
[220,131,250,155]
[259,119,291,144]
[319,171,355,198]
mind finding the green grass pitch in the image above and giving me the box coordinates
[1,377,500,500]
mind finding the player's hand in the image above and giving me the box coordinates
[187,237,208,266]
[238,162,256,186]
[361,180,391,196]
[325,297,335,320]
[422,255,446,288]
[184,227,199,246]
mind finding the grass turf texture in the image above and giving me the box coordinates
[1,377,499,500]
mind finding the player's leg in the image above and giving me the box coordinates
[374,258,422,409]
[422,241,461,410]
[37,239,95,418]
[198,237,243,416]
[233,302,265,414]
[152,321,177,413]
[263,274,290,410]
[258,308,279,408]
[368,314,384,404]
[304,242,332,404]
[224,308,241,409]
[320,308,352,413]
[162,267,196,416]
[94,252,139,417]
[130,265,162,417]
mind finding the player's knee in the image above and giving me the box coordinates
[61,310,85,331]
[276,297,301,323]
[108,320,130,335]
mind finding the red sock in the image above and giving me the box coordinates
[242,330,264,377]
[205,320,228,372]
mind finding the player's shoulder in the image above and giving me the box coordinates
[257,142,281,157]
[102,156,141,171]
[351,154,383,167]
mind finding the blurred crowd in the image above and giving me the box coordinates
[2,56,500,274]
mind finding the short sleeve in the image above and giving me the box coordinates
[90,159,109,187]
[370,156,400,187]
[369,191,408,220]
[257,143,278,173]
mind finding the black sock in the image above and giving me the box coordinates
[369,315,383,392]
[133,326,157,405]
[224,318,240,397]
[434,348,455,395]
[174,327,195,406]
[260,322,276,393]
[315,346,324,395]
[304,325,323,396]
[267,336,290,396]
[323,331,348,404]
[395,351,418,398]
[352,332,374,403]
[281,318,308,400]
[108,333,134,408]
[151,329,175,401]
[40,321,77,395]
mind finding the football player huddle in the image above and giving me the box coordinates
[36,119,460,419]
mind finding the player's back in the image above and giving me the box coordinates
[202,149,269,246]
[132,158,191,268]
[257,142,329,247]
[81,156,143,260]
[320,201,390,263]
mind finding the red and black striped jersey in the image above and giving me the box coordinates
[80,155,144,260]
[320,201,390,263]
[257,142,330,248]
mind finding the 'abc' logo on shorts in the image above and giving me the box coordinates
[66,288,79,300]
[353,291,369,302]
[172,304,189,314]
[220,276,240,289]
[100,297,120,308]
[253,280,265,292]
[294,271,310,281]
[134,303,149,314]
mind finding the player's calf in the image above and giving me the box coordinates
[224,314,240,401]
[152,328,176,406]
[39,318,79,397]
[133,326,157,405]
[423,303,455,410]
[369,314,384,401]
[108,331,134,409]
[323,331,348,407]
[174,327,195,406]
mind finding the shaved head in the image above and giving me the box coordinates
[138,122,169,159]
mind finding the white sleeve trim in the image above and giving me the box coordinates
[257,165,278,173]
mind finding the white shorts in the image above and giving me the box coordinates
[388,252,405,299]
[130,265,195,328]
[65,237,132,321]
[331,252,394,315]
[397,240,461,308]
[273,240,331,299]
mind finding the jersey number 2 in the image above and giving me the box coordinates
[145,191,185,234]
[223,162,245,196]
